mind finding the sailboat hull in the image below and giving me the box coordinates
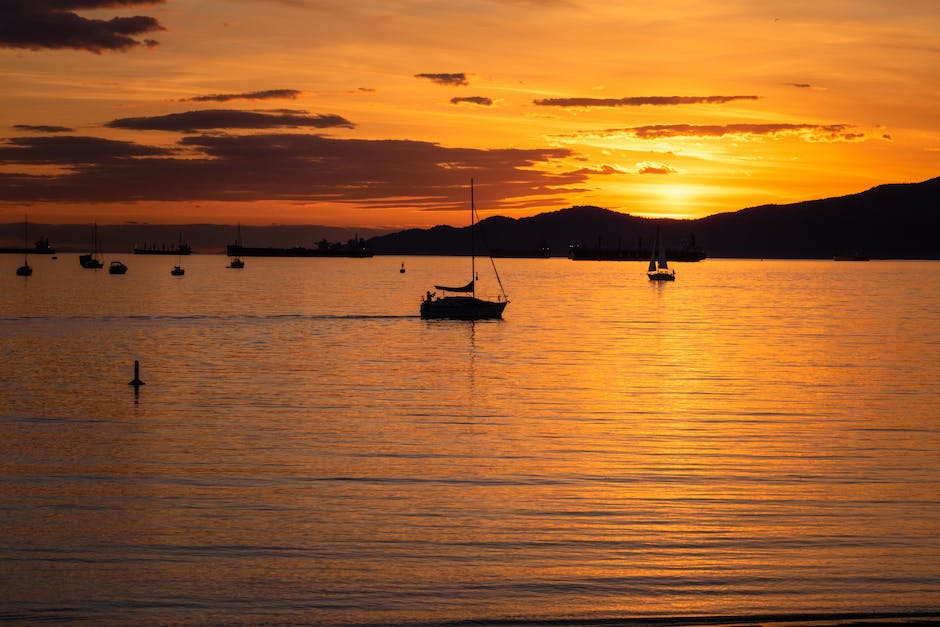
[79,254,103,269]
[420,296,507,320]
[647,271,675,281]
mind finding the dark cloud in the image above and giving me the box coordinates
[415,73,469,86]
[181,89,303,103]
[450,96,493,106]
[533,95,760,107]
[13,124,75,133]
[0,0,165,53]
[0,132,583,210]
[106,109,355,132]
[0,135,171,164]
[789,83,813,88]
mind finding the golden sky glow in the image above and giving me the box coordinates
[1,0,938,228]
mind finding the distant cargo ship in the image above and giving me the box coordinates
[489,246,552,259]
[568,245,706,262]
[569,235,706,262]
[133,242,192,255]
[0,236,56,255]
[227,238,373,258]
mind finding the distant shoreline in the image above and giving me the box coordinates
[433,611,940,626]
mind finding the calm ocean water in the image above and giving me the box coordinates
[1,254,938,625]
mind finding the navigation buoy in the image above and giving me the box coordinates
[128,360,145,387]
[400,262,406,274]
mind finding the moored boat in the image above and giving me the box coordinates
[15,217,32,276]
[80,223,104,269]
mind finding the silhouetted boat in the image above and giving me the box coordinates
[647,228,675,282]
[109,260,128,274]
[421,180,509,320]
[15,217,32,276]
[228,224,245,268]
[79,223,103,269]
[170,232,186,275]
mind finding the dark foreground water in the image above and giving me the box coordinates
[1,255,938,625]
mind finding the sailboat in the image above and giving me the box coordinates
[170,231,186,275]
[420,179,509,320]
[647,227,675,281]
[79,223,104,269]
[228,223,245,269]
[15,217,32,276]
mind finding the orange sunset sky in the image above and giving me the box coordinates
[1,0,938,229]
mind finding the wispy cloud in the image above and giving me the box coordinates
[0,0,165,53]
[534,95,760,107]
[181,89,303,103]
[786,82,827,91]
[415,73,469,86]
[0,132,582,210]
[106,109,355,132]
[450,96,493,106]
[569,164,628,176]
[562,123,872,142]
[13,125,75,133]
[637,161,678,174]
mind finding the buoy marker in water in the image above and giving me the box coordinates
[128,360,145,387]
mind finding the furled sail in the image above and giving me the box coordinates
[434,279,474,293]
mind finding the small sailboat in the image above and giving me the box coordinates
[171,231,186,275]
[15,217,32,276]
[79,223,104,269]
[228,223,245,269]
[109,260,128,274]
[647,227,675,281]
[400,262,406,274]
[420,179,509,320]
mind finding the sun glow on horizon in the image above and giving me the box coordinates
[0,0,938,227]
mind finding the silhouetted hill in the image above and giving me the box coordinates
[367,177,940,259]
[368,206,674,256]
[696,178,940,258]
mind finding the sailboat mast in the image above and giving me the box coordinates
[470,178,476,299]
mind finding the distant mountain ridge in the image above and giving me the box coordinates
[3,177,938,258]
[367,177,940,259]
